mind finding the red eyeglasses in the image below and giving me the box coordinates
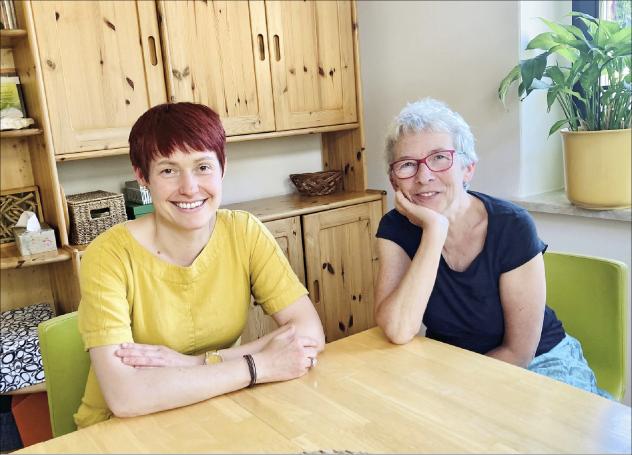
[389,150,456,179]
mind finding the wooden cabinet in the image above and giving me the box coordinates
[232,193,384,344]
[159,0,356,135]
[266,0,357,130]
[303,201,381,342]
[2,1,377,349]
[1,6,78,320]
[241,216,304,343]
[30,0,167,155]
[158,0,275,136]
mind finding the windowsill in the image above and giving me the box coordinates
[509,190,631,223]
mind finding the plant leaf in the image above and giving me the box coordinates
[609,27,632,46]
[563,24,587,40]
[526,32,558,51]
[549,118,570,136]
[545,65,566,85]
[540,17,576,41]
[520,53,548,96]
[569,11,598,24]
[498,64,520,104]
[550,44,579,63]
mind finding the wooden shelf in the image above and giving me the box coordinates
[224,189,385,222]
[67,190,385,254]
[0,128,43,139]
[55,123,361,162]
[6,382,46,395]
[0,244,71,270]
[0,29,27,48]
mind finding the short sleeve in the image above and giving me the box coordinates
[78,231,134,350]
[499,209,547,273]
[243,213,308,315]
[376,209,422,260]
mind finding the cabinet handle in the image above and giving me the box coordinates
[273,34,280,62]
[257,34,265,61]
[313,280,320,304]
[147,36,158,66]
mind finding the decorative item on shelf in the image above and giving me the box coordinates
[0,67,35,131]
[0,185,43,246]
[66,190,127,245]
[498,12,631,210]
[0,0,17,30]
[289,170,343,196]
[0,302,54,394]
[12,210,56,256]
[123,180,152,205]
[125,201,154,220]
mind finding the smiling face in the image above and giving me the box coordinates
[135,149,223,232]
[390,131,475,215]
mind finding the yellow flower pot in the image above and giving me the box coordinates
[561,128,631,210]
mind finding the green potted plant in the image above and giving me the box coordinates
[498,12,631,209]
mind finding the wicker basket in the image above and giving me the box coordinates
[66,191,127,245]
[289,171,342,196]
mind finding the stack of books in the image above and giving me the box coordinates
[123,181,153,220]
[0,1,17,29]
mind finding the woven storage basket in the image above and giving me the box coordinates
[66,191,127,245]
[289,171,342,196]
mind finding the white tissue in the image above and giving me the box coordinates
[15,211,41,232]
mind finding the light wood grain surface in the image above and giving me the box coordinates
[17,328,631,454]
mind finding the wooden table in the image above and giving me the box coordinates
[17,328,631,454]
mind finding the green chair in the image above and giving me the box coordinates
[544,251,628,401]
[38,312,90,438]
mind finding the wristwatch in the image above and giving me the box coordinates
[204,350,224,365]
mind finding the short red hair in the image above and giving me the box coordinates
[129,102,226,181]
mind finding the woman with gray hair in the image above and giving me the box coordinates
[374,98,609,397]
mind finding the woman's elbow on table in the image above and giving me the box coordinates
[375,306,417,345]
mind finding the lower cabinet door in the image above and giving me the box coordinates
[241,216,305,343]
[302,201,382,342]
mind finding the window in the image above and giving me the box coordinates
[600,0,631,27]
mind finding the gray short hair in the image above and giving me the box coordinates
[384,98,478,170]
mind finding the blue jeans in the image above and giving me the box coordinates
[528,334,613,400]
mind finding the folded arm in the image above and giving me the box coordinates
[374,233,444,345]
[95,295,324,418]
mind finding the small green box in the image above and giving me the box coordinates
[125,202,154,220]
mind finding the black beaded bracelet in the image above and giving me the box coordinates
[243,354,257,388]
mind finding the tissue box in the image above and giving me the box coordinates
[13,223,57,256]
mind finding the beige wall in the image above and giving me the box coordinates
[357,0,521,200]
[57,135,323,205]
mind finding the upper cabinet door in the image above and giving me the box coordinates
[266,0,357,131]
[159,1,275,136]
[31,1,167,155]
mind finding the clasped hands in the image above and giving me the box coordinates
[114,323,320,383]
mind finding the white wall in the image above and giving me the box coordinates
[519,1,570,196]
[357,0,521,201]
[57,135,323,205]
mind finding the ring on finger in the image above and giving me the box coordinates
[309,357,317,368]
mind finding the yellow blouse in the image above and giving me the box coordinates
[74,209,307,428]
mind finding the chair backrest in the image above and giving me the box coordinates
[544,251,628,401]
[38,312,90,438]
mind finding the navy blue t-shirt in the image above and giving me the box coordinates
[376,191,565,356]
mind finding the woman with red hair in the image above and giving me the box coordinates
[75,102,325,428]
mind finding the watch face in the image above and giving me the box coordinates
[205,351,223,365]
